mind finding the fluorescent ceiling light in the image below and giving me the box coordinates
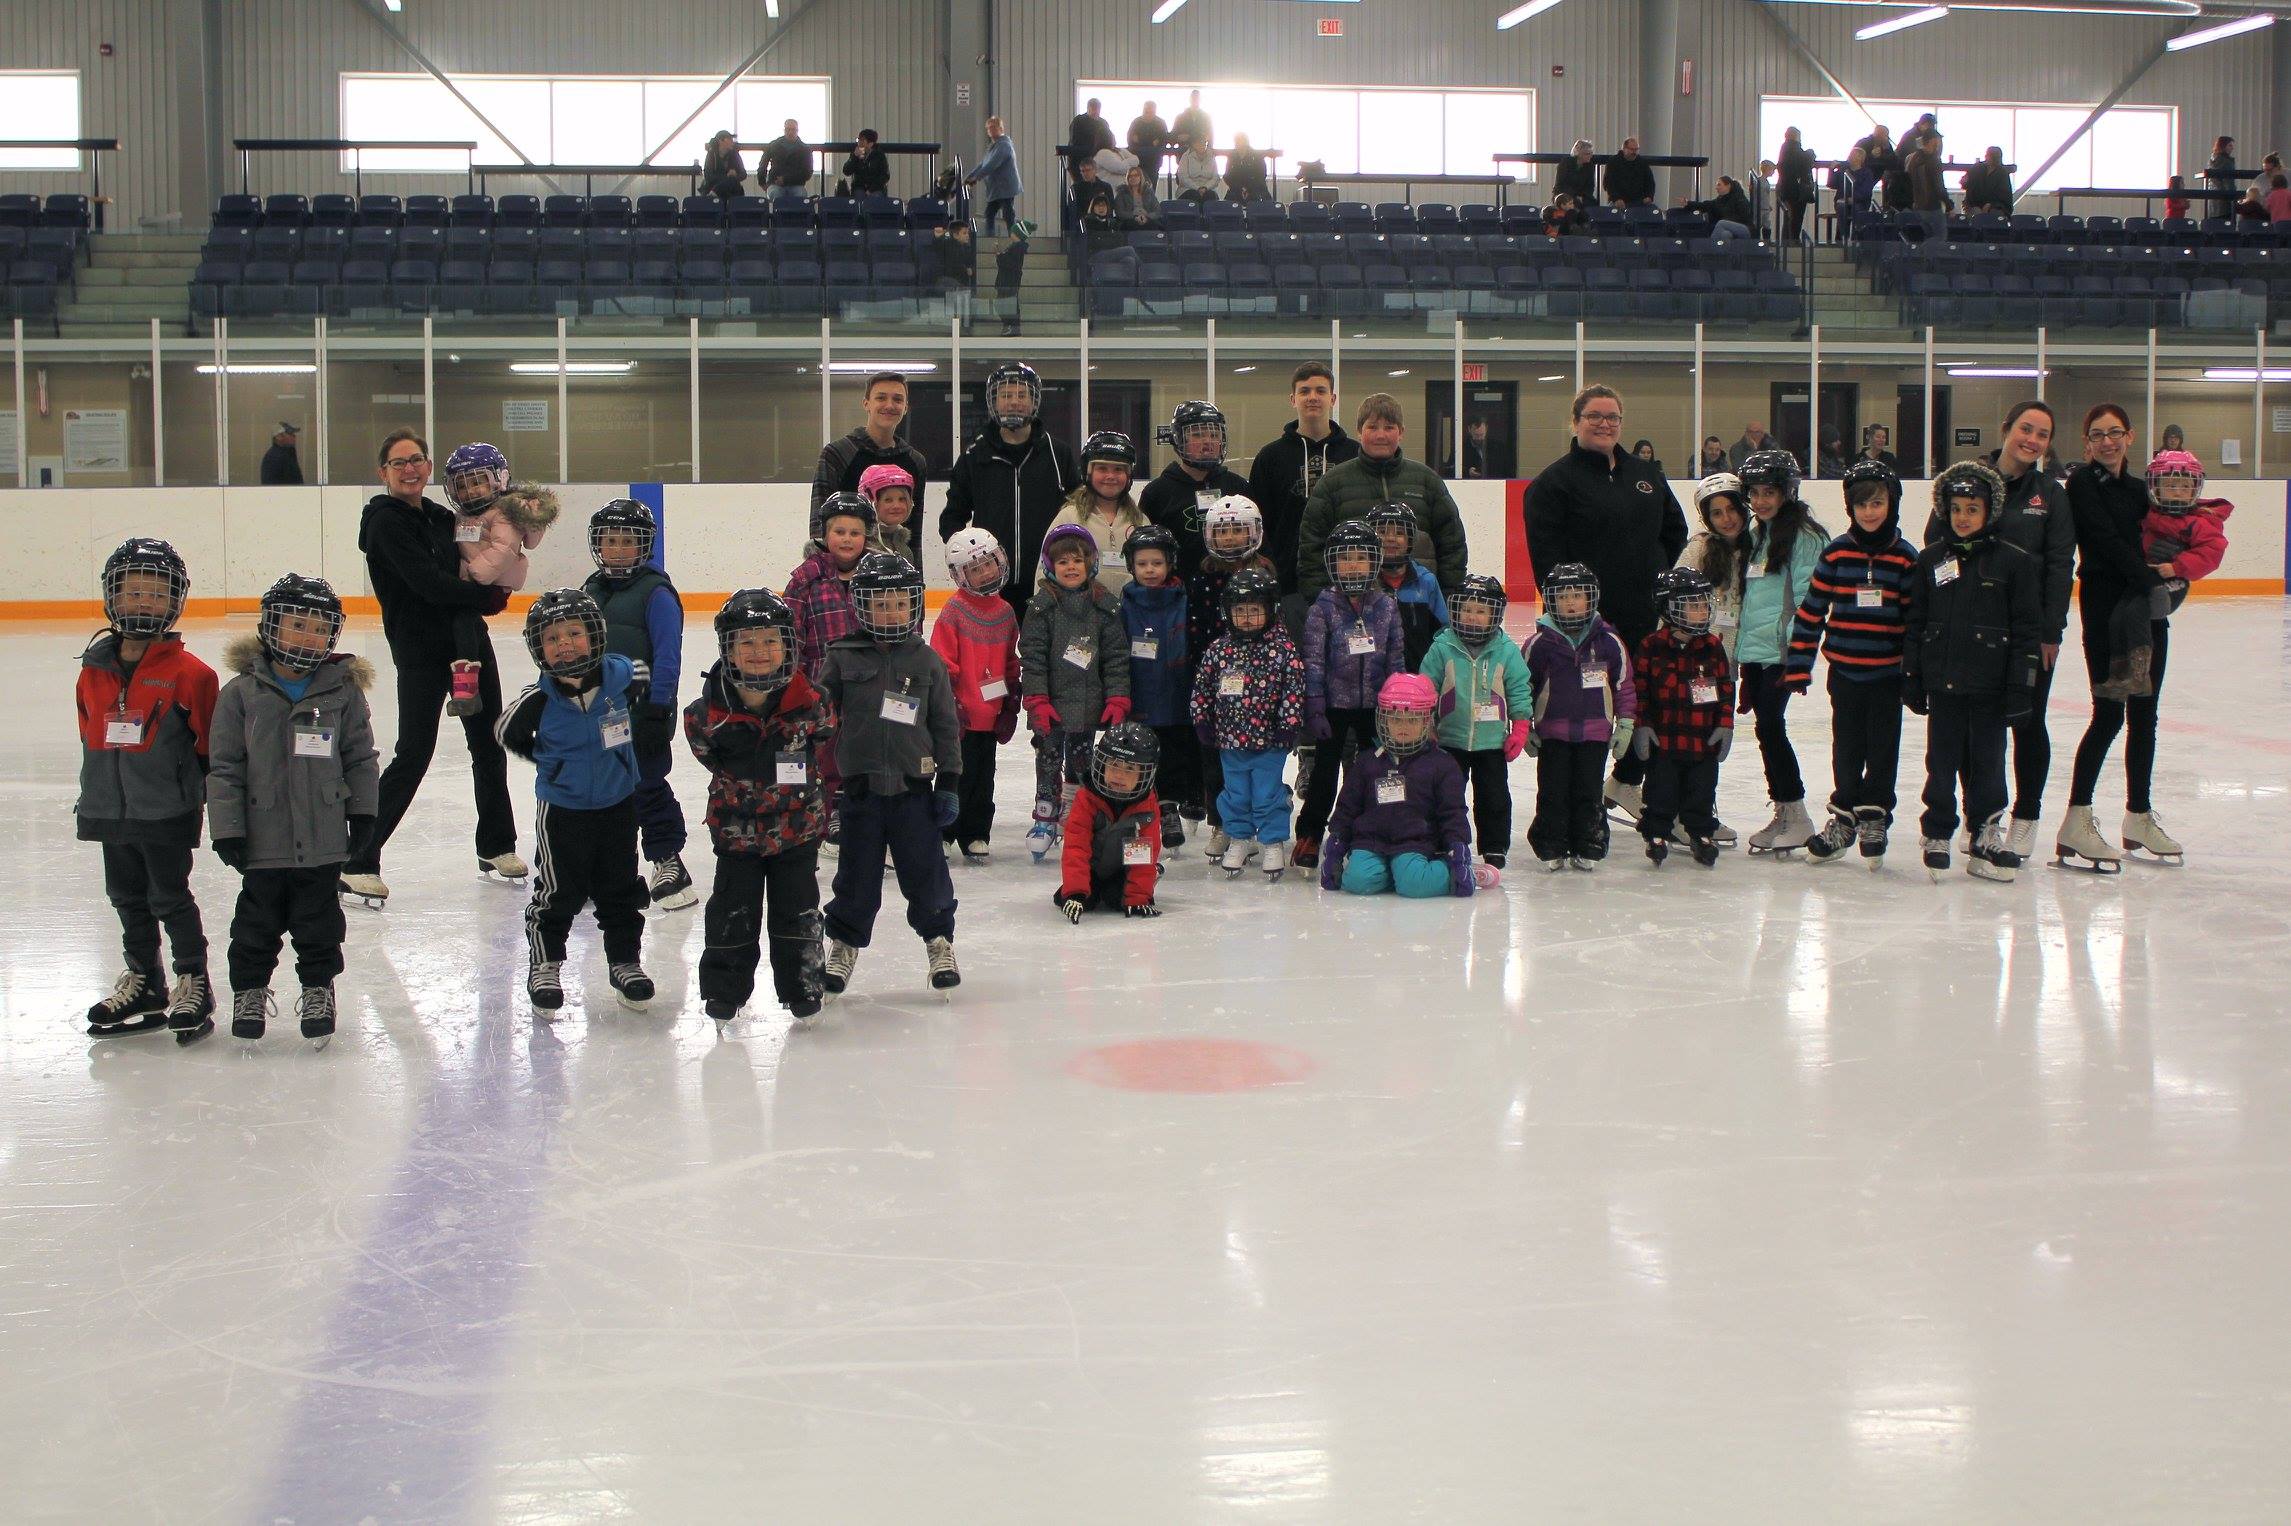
[1772,0,2195,15]
[1856,5,1948,39]
[1498,0,1567,27]
[2201,367,2291,382]
[509,361,635,376]
[1151,0,1190,22]
[195,363,317,375]
[1538,374,1567,382]
[765,0,780,14]
[383,0,402,9]
[2168,12,2274,49]
[1232,365,1257,373]
[825,361,938,373]
[1945,366,2047,378]
[1388,368,1412,377]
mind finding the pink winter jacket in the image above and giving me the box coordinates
[456,485,559,591]
[2141,497,2231,582]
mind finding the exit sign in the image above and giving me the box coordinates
[1318,17,1344,34]
[1462,363,1487,383]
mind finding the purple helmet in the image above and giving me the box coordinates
[443,442,510,511]
[1039,523,1101,581]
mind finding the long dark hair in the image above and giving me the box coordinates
[1696,493,1748,593]
[1755,496,1822,576]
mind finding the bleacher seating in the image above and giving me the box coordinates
[0,210,87,322]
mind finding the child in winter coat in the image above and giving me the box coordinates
[819,553,964,994]
[1903,462,2043,884]
[1318,673,1477,898]
[442,443,558,717]
[583,499,692,910]
[684,588,836,1025]
[1051,431,1154,595]
[1629,567,1734,867]
[1785,460,1919,865]
[1188,495,1279,854]
[77,537,220,1042]
[930,528,1022,862]
[1056,723,1166,920]
[1522,562,1638,870]
[497,589,655,1012]
[1118,525,1195,850]
[786,490,881,852]
[1420,574,1532,868]
[1019,524,1132,861]
[1190,568,1306,878]
[1732,449,1827,855]
[2092,449,2233,700]
[1367,500,1450,670]
[1293,520,1407,868]
[857,462,919,565]
[209,576,379,1043]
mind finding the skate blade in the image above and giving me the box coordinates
[339,893,387,910]
[174,1019,214,1046]
[86,1014,172,1038]
[2122,845,2183,865]
[309,1034,332,1052]
[2051,851,2123,874]
[478,868,527,884]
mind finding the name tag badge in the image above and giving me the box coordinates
[1690,680,1720,706]
[455,522,483,544]
[292,724,334,758]
[104,715,144,748]
[1063,640,1094,669]
[776,752,810,786]
[1856,585,1885,608]
[599,705,633,749]
[978,676,1008,701]
[1933,559,1960,587]
[1122,839,1154,866]
[1131,638,1159,661]
[1346,628,1378,657]
[1219,671,1247,697]
[1580,664,1608,690]
[880,690,921,725]
[1745,563,1768,580]
[1713,608,1738,629]
[1375,774,1408,804]
[1473,700,1501,724]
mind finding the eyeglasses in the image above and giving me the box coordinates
[2085,428,2129,443]
[385,454,430,468]
[1578,412,1624,424]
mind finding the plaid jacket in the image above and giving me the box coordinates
[1632,629,1735,757]
[783,545,859,682]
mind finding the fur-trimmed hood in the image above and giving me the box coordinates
[1932,460,2008,522]
[223,632,376,691]
[495,482,562,534]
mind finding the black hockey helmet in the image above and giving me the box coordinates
[1222,566,1281,634]
[1090,721,1161,805]
[849,551,925,641]
[1541,561,1601,639]
[984,362,1042,429]
[1450,573,1508,648]
[1653,565,1714,636]
[1839,457,1904,537]
[811,489,879,542]
[1121,523,1180,571]
[714,586,796,688]
[1322,518,1385,594]
[588,498,657,579]
[525,587,606,681]
[1933,460,2006,533]
[257,573,346,670]
[101,537,189,637]
[1158,399,1228,468]
[1737,447,1802,503]
[1081,429,1138,472]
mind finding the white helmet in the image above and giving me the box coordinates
[1203,494,1264,559]
[943,526,1009,595]
[1693,472,1745,512]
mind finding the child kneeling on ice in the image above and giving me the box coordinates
[1056,722,1166,921]
[1318,674,1479,898]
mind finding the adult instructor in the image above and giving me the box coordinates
[1522,385,1689,822]
[339,429,523,905]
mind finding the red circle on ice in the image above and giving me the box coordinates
[1065,1038,1318,1093]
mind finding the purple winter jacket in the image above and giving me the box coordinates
[1521,615,1637,744]
[1303,586,1405,710]
[1328,742,1471,860]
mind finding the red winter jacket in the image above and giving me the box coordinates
[928,587,1022,733]
[2141,498,2231,583]
[75,632,219,846]
[1059,785,1162,906]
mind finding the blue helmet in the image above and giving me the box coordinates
[443,442,510,511]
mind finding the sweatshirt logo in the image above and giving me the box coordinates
[1634,480,1654,494]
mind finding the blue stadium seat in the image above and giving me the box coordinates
[635,195,680,228]
[356,194,403,228]
[450,194,495,228]
[497,195,543,229]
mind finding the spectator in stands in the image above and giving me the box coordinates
[1696,436,1728,475]
[1093,141,1139,184]
[813,372,930,513]
[1631,438,1663,475]
[1906,138,1947,215]
[843,129,892,199]
[1555,140,1599,206]
[1818,431,1848,480]
[1857,424,1900,473]
[1176,136,1223,203]
[1225,136,1271,205]
[2204,137,2238,200]
[1682,175,1753,240]
[967,118,1023,236]
[701,131,747,202]
[1128,102,1171,186]
[1249,361,1360,591]
[260,423,304,486]
[1749,160,1776,238]
[1068,159,1109,229]
[938,366,1079,620]
[934,221,976,286]
[1777,127,1817,241]
[1077,178,1118,236]
[762,120,812,207]
[1605,137,1656,206]
[1462,419,1493,479]
[2233,183,2270,223]
[1963,146,2013,215]
[1173,92,1213,156]
[2266,174,2291,224]
[1115,164,1161,228]
[1855,123,1899,188]
[1067,99,1116,184]
[1728,422,1773,470]
[2159,423,2186,452]
[1542,193,1587,236]
[2164,175,2190,221]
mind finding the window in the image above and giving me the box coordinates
[1759,96,2177,194]
[337,74,832,172]
[1078,81,1533,183]
[0,72,83,171]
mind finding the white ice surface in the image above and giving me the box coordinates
[4,605,2290,1524]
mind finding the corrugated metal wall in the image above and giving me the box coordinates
[0,0,182,228]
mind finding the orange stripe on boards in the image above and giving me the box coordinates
[0,589,960,622]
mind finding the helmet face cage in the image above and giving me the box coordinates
[1324,522,1385,594]
[716,594,796,689]
[258,581,345,670]
[101,542,189,638]
[1375,695,1436,756]
[1090,724,1160,805]
[444,443,510,511]
[1450,580,1507,647]
[2146,451,2204,510]
[1656,570,1715,636]
[1366,501,1417,542]
[1204,499,1264,560]
[588,504,657,580]
[1542,564,1600,638]
[851,556,925,642]
[1223,572,1279,636]
[525,593,606,682]
[944,530,1010,595]
[985,365,1041,429]
[1175,419,1227,467]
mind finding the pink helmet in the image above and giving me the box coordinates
[856,463,917,506]
[1375,672,1438,755]
[2145,449,2204,508]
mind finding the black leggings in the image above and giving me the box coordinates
[2071,621,2168,813]
[1737,662,1805,804]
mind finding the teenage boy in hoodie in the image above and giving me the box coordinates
[939,363,1077,622]
[1296,393,1470,600]
[1140,400,1251,578]
[811,372,929,515]
[1247,362,1359,593]
[1118,525,1194,849]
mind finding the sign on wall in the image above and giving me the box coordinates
[63,410,128,473]
[0,412,15,476]
[503,400,551,432]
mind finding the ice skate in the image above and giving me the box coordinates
[926,937,961,991]
[1802,807,1857,866]
[1855,807,1890,865]
[1688,833,1721,867]
[297,985,335,1045]
[338,870,389,910]
[1261,840,1290,882]
[230,988,272,1040]
[1711,819,1738,848]
[2052,805,2123,873]
[2122,810,2183,864]
[705,998,741,1022]
[446,659,481,717]
[1483,852,1507,870]
[647,854,697,910]
[1921,837,1951,881]
[1568,854,1599,872]
[1205,824,1231,859]
[786,995,822,1026]
[1645,835,1669,868]
[1159,802,1185,854]
[1541,855,1570,873]
[85,967,169,1037]
[1604,777,1643,824]
[2004,818,2037,863]
[1026,800,1059,863]
[478,850,528,884]
[1290,835,1319,870]
[1747,799,1815,857]
[959,839,991,865]
[823,939,859,995]
[608,962,654,1009]
[166,971,214,1045]
[1219,836,1256,876]
[1472,862,1503,889]
[1968,817,2019,883]
[819,814,841,860]
[527,960,564,1013]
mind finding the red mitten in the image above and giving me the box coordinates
[1023,695,1060,733]
[1501,719,1532,762]
[994,696,1020,743]
[1099,696,1132,727]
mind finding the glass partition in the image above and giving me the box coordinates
[16,349,158,488]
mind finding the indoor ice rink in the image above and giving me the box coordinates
[7,0,2291,1520]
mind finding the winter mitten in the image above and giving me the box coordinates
[1903,685,1929,715]
[994,697,1020,744]
[1023,695,1061,733]
[1630,725,1656,761]
[1447,842,1476,898]
[1317,838,1349,891]
[633,702,677,753]
[1123,901,1162,918]
[1305,697,1331,741]
[1194,719,1218,747]
[934,790,961,829]
[1502,719,1532,762]
[1059,895,1088,925]
[478,584,512,616]
[1709,727,1733,762]
[1608,719,1636,762]
[1100,697,1132,727]
[212,836,248,872]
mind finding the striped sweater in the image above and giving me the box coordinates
[1784,530,1919,686]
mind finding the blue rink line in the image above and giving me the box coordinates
[259,983,570,1523]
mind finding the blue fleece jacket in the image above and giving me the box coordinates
[1119,578,1192,728]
